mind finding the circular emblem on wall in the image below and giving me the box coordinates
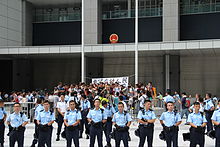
[109,34,119,43]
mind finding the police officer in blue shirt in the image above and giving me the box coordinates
[204,93,215,132]
[64,100,82,147]
[137,100,156,147]
[31,98,44,147]
[160,101,182,147]
[0,100,7,147]
[80,94,91,139]
[87,99,107,147]
[112,102,132,147]
[102,100,116,147]
[187,102,207,147]
[6,102,28,147]
[211,99,220,147]
[36,100,55,147]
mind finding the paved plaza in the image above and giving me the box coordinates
[3,119,215,147]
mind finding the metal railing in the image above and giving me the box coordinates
[4,102,35,122]
[180,3,220,15]
[34,12,81,23]
[102,8,162,20]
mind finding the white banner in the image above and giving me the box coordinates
[92,77,129,87]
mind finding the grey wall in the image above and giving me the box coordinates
[103,55,164,93]
[0,0,23,46]
[86,57,103,83]
[169,55,180,93]
[32,58,81,90]
[12,59,32,91]
[180,56,220,96]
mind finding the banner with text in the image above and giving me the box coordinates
[92,77,129,86]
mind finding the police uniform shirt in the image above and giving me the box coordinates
[7,112,28,128]
[103,105,116,118]
[87,108,107,123]
[80,100,91,111]
[204,99,214,111]
[36,110,55,125]
[137,109,156,124]
[64,109,82,125]
[211,109,220,123]
[163,95,175,103]
[159,111,181,127]
[34,104,44,119]
[57,101,67,113]
[0,107,6,119]
[187,112,207,126]
[112,111,132,127]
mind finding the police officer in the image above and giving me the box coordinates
[204,93,215,132]
[159,101,182,147]
[137,100,156,147]
[6,102,28,147]
[87,99,107,147]
[56,94,67,141]
[36,100,55,147]
[31,98,44,147]
[79,94,91,139]
[211,99,220,147]
[0,99,7,147]
[102,100,116,147]
[112,102,132,147]
[64,100,82,147]
[187,102,207,147]
[163,91,175,111]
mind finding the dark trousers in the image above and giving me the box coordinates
[0,122,5,144]
[89,125,103,147]
[32,120,39,145]
[138,126,154,147]
[9,130,25,147]
[205,111,213,132]
[115,130,129,147]
[164,129,178,147]
[104,120,112,143]
[38,127,53,147]
[66,128,79,147]
[57,113,64,136]
[80,111,90,136]
[190,127,205,147]
[215,126,220,147]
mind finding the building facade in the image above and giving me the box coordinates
[0,0,220,96]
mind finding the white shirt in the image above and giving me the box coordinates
[121,101,128,111]
[139,94,147,108]
[57,101,67,113]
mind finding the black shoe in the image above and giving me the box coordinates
[105,143,111,147]
[86,134,89,139]
[56,135,60,141]
[128,136,131,141]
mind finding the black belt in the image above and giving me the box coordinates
[164,126,178,132]
[66,125,79,131]
[139,123,154,128]
[0,119,4,123]
[107,117,112,122]
[204,110,214,113]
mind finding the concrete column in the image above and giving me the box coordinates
[128,0,131,17]
[163,0,179,41]
[22,0,33,46]
[164,55,180,93]
[165,54,170,90]
[84,0,102,44]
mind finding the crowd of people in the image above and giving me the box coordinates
[0,81,219,147]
